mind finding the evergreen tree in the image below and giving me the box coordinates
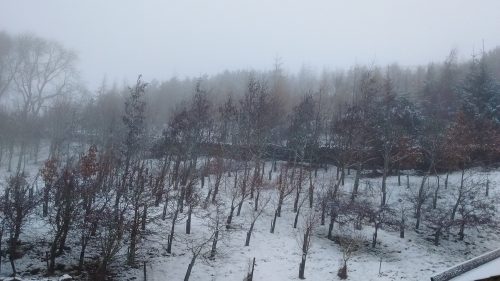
[287,94,317,160]
[461,55,500,124]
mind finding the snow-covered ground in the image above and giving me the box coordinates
[0,150,499,281]
[124,164,500,281]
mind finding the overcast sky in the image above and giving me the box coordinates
[1,0,500,89]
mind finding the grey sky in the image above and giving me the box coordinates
[1,0,500,89]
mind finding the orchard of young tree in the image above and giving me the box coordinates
[0,30,499,281]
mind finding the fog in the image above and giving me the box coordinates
[2,0,500,88]
[2,2,500,281]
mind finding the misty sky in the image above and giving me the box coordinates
[1,0,500,89]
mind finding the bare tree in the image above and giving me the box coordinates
[126,161,152,266]
[2,173,38,276]
[368,204,395,248]
[244,193,270,246]
[454,176,495,240]
[207,199,227,260]
[47,165,79,275]
[76,145,113,272]
[226,169,249,229]
[10,34,78,171]
[297,209,317,279]
[337,230,364,279]
[182,227,219,281]
[0,31,15,99]
[271,165,295,233]
[275,164,295,217]
[166,182,187,254]
[12,33,77,119]
[408,173,433,230]
[96,207,125,278]
[425,206,453,246]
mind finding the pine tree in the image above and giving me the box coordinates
[461,55,500,124]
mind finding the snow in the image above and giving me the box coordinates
[450,258,500,281]
[59,274,73,281]
[1,149,499,281]
[125,164,500,281]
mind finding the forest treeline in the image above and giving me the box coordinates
[1,31,499,174]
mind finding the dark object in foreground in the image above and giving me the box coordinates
[430,248,500,281]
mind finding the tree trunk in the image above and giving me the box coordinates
[210,229,219,259]
[400,213,405,238]
[254,190,260,212]
[434,228,441,246]
[48,230,62,274]
[127,209,139,265]
[277,192,284,217]
[338,262,347,279]
[372,224,379,248]
[432,180,440,209]
[226,204,235,228]
[162,192,169,220]
[237,170,247,216]
[397,164,401,186]
[57,217,71,255]
[293,167,303,213]
[9,255,16,277]
[298,254,307,279]
[78,236,88,272]
[341,166,345,186]
[415,207,422,230]
[186,204,192,234]
[142,205,147,231]
[245,222,255,246]
[247,257,256,281]
[351,162,362,201]
[203,188,212,209]
[320,199,326,225]
[43,185,50,217]
[167,205,179,253]
[328,210,336,240]
[293,185,300,213]
[450,169,465,222]
[8,232,17,276]
[458,221,465,240]
[308,172,314,208]
[184,253,198,281]
[299,227,310,279]
[270,209,278,233]
[381,157,389,206]
[486,178,489,197]
[261,161,265,183]
[212,173,222,203]
[293,207,300,229]
[415,175,428,229]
